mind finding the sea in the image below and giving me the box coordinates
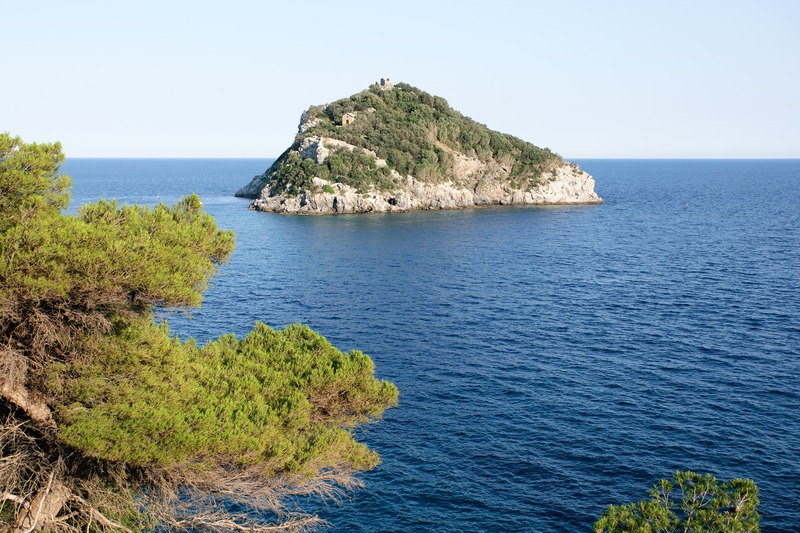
[62,158,800,532]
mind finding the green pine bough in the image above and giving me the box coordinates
[0,133,398,532]
[594,470,760,532]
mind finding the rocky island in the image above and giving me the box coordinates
[236,79,602,214]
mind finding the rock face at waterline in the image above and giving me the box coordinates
[236,80,602,214]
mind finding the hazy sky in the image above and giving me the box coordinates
[3,0,798,158]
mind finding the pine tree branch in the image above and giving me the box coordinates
[0,382,56,432]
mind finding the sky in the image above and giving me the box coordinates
[2,0,798,158]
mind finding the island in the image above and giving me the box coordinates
[236,79,602,214]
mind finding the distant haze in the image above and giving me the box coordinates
[3,1,798,158]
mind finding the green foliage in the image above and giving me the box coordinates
[79,195,234,304]
[268,149,317,195]
[262,83,562,194]
[0,133,71,228]
[56,320,397,472]
[0,133,398,530]
[270,147,395,195]
[594,471,760,533]
[325,148,395,192]
[1,135,235,316]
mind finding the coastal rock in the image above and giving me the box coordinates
[299,136,330,165]
[297,110,320,134]
[247,163,601,215]
[296,136,387,167]
[235,172,271,198]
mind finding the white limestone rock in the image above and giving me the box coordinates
[247,161,601,215]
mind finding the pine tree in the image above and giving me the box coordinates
[0,133,398,531]
[594,470,760,532]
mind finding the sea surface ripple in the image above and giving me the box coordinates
[65,158,800,532]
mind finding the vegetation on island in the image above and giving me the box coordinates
[594,471,760,532]
[0,132,398,532]
[265,82,564,195]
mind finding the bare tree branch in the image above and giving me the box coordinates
[0,382,56,433]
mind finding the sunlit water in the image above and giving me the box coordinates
[64,158,800,532]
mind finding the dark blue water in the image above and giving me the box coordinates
[63,158,800,532]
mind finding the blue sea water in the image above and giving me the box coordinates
[63,158,800,532]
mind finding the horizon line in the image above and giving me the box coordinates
[63,156,800,161]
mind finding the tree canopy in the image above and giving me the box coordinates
[594,470,760,533]
[0,132,398,532]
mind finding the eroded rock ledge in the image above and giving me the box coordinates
[240,160,602,215]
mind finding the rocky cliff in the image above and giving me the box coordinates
[237,82,602,214]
